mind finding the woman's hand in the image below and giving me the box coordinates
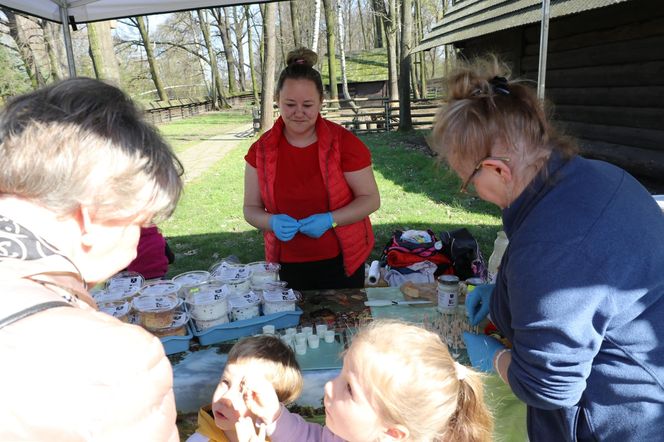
[298,212,333,238]
[465,283,495,325]
[270,214,300,241]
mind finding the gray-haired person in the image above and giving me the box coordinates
[0,78,183,441]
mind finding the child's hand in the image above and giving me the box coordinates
[241,376,281,425]
[235,416,267,442]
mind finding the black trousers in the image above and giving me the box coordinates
[279,254,365,291]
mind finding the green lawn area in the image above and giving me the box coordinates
[157,110,252,153]
[158,114,502,278]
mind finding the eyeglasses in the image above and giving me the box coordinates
[460,156,511,194]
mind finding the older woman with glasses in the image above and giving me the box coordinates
[430,56,664,442]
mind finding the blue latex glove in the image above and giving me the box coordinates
[465,283,495,326]
[463,332,506,373]
[298,212,334,239]
[269,214,300,242]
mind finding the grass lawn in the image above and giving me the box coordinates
[157,110,252,154]
[158,115,502,278]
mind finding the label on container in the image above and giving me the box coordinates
[215,266,250,281]
[229,292,261,308]
[174,271,210,287]
[190,286,228,305]
[437,284,459,312]
[99,301,130,318]
[140,281,180,297]
[133,295,178,312]
[263,288,297,303]
[106,275,143,298]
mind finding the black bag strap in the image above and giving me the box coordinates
[0,301,72,330]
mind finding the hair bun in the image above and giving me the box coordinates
[286,48,318,68]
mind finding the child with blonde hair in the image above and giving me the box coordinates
[239,320,493,442]
[186,335,303,442]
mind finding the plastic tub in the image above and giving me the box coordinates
[229,292,262,321]
[184,281,230,321]
[104,271,144,301]
[98,300,131,323]
[262,288,299,315]
[193,315,230,332]
[247,261,281,289]
[139,280,180,298]
[160,323,193,355]
[173,270,211,298]
[133,294,180,330]
[151,312,189,338]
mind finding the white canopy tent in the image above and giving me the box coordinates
[0,0,274,76]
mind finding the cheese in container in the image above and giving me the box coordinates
[229,292,262,321]
[173,270,211,298]
[212,265,251,295]
[150,311,189,338]
[262,288,299,315]
[132,294,180,330]
[98,300,131,323]
[193,315,230,332]
[104,271,144,301]
[184,281,230,321]
[247,261,281,289]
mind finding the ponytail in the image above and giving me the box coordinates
[442,370,493,442]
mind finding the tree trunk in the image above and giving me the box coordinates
[358,0,369,51]
[211,8,239,96]
[399,0,413,130]
[371,0,384,48]
[232,7,247,91]
[3,10,39,89]
[197,9,229,108]
[312,0,322,57]
[337,0,358,113]
[245,6,260,104]
[322,0,339,105]
[87,21,121,84]
[42,20,64,81]
[416,0,426,98]
[136,16,168,101]
[379,0,399,102]
[290,0,302,47]
[277,5,287,66]
[260,2,277,132]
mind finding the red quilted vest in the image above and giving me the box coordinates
[254,115,374,276]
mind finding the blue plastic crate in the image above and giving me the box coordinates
[160,324,193,355]
[191,308,303,346]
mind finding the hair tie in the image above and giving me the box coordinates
[454,361,468,381]
[489,76,510,95]
[294,59,306,65]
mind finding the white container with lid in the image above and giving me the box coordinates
[133,294,180,330]
[152,311,189,338]
[247,261,281,289]
[437,275,460,313]
[185,281,230,321]
[262,288,299,315]
[98,300,131,323]
[229,292,262,321]
[193,315,230,331]
[105,271,144,300]
[173,270,211,298]
[139,280,181,298]
[210,263,250,280]
[212,266,251,295]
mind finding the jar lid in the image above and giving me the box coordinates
[263,288,298,303]
[247,261,281,273]
[229,292,261,309]
[437,275,460,284]
[465,277,484,285]
[132,294,179,313]
[186,282,230,305]
[173,270,210,287]
[140,280,180,297]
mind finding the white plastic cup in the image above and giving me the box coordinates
[295,342,307,355]
[285,327,297,336]
[315,324,328,335]
[324,330,335,343]
[295,333,307,345]
[302,326,313,337]
[307,334,320,349]
[280,334,293,346]
[262,325,276,335]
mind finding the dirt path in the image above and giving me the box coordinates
[177,122,255,183]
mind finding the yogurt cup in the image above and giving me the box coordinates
[133,294,180,330]
[262,288,299,315]
[184,281,230,321]
[98,300,131,323]
[229,292,262,321]
[151,312,189,338]
[173,270,211,298]
[104,271,144,301]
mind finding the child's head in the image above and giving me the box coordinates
[211,335,303,432]
[324,320,493,442]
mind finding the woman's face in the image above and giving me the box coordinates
[454,157,512,209]
[277,78,322,139]
[324,352,385,442]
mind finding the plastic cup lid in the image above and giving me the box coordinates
[247,261,281,273]
[263,288,298,303]
[133,294,179,312]
[229,292,261,309]
[105,271,144,298]
[173,270,211,287]
[213,266,251,282]
[99,300,130,318]
[140,281,180,297]
[186,283,230,305]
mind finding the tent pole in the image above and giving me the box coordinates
[536,0,550,100]
[59,3,77,77]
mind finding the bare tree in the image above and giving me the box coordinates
[398,0,413,130]
[87,21,121,84]
[41,21,65,81]
[260,2,277,131]
[132,16,169,100]
[290,1,302,47]
[370,0,384,48]
[245,6,259,104]
[312,0,322,53]
[322,0,339,104]
[336,0,358,112]
[210,8,239,95]
[357,0,369,50]
[2,9,43,89]
[197,9,229,108]
[232,7,247,91]
[375,0,398,101]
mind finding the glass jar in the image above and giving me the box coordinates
[437,275,460,313]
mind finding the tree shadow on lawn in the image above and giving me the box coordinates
[164,221,501,278]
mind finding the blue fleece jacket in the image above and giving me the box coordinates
[491,152,664,442]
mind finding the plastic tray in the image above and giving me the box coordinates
[160,324,194,355]
[191,308,303,346]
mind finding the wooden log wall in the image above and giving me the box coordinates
[456,0,664,179]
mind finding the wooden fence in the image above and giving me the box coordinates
[144,98,213,125]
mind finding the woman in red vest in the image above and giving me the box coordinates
[243,48,380,290]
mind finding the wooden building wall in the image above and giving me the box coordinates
[455,0,664,179]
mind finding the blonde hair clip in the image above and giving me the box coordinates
[454,361,468,381]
